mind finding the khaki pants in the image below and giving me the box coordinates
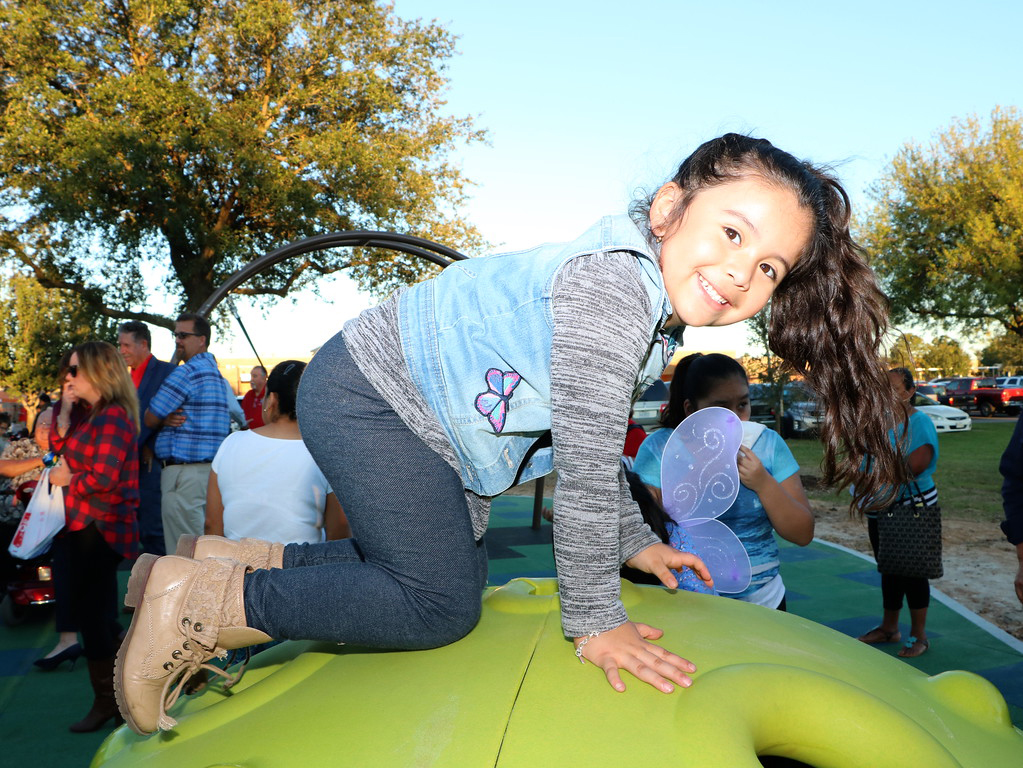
[160,462,212,555]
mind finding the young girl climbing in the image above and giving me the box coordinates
[114,133,903,736]
[632,353,815,609]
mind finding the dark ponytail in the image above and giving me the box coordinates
[265,360,306,421]
[661,353,748,429]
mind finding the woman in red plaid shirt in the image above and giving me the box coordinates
[49,340,140,732]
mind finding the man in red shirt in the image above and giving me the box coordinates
[241,365,267,428]
[118,321,176,556]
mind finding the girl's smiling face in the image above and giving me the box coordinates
[651,176,812,328]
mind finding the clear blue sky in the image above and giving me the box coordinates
[196,0,1023,363]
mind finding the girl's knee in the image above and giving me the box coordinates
[413,589,483,649]
[443,602,483,644]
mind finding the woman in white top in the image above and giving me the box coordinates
[206,361,349,544]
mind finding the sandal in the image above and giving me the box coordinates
[857,626,901,645]
[898,636,929,658]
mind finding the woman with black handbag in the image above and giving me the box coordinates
[858,367,941,658]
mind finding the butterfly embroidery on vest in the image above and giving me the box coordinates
[474,368,522,433]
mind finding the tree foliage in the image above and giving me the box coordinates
[861,107,1023,340]
[0,0,487,328]
[980,332,1023,375]
[884,332,927,371]
[743,309,792,432]
[0,271,117,422]
[921,336,972,377]
[883,332,972,379]
[745,310,784,380]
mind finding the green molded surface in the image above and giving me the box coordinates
[92,578,1023,768]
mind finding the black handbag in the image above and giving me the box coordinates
[875,482,943,579]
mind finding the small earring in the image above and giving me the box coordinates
[655,235,663,244]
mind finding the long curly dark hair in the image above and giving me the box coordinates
[632,133,904,513]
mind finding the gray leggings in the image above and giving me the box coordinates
[243,331,488,649]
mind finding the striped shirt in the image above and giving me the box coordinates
[150,352,230,463]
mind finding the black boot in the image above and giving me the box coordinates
[69,657,122,733]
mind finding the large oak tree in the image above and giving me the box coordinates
[861,107,1023,340]
[0,0,486,329]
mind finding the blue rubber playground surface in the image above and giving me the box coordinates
[1,494,1020,765]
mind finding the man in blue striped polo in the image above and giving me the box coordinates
[144,313,231,554]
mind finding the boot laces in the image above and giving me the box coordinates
[156,618,253,731]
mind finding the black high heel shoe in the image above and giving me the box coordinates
[33,643,82,671]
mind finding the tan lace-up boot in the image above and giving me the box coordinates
[114,554,273,736]
[175,534,285,570]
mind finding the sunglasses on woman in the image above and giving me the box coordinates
[67,365,79,377]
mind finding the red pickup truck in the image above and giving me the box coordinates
[942,377,1023,416]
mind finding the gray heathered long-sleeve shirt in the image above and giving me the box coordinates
[342,251,663,637]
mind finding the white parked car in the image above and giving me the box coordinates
[632,379,669,427]
[912,393,972,433]
[996,376,1023,388]
[781,383,823,438]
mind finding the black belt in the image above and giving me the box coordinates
[159,458,212,468]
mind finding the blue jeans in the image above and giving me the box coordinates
[243,331,489,650]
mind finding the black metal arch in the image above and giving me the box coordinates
[195,230,544,528]
[196,230,468,319]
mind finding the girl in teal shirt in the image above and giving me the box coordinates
[633,353,814,609]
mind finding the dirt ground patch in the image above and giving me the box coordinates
[810,499,1023,641]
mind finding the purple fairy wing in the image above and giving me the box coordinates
[659,407,751,593]
[660,407,743,525]
[681,519,752,594]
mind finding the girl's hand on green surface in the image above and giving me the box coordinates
[575,620,697,694]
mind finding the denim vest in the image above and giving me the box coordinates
[399,215,679,496]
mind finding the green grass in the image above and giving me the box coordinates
[785,421,1015,522]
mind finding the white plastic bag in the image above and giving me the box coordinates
[8,468,65,559]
